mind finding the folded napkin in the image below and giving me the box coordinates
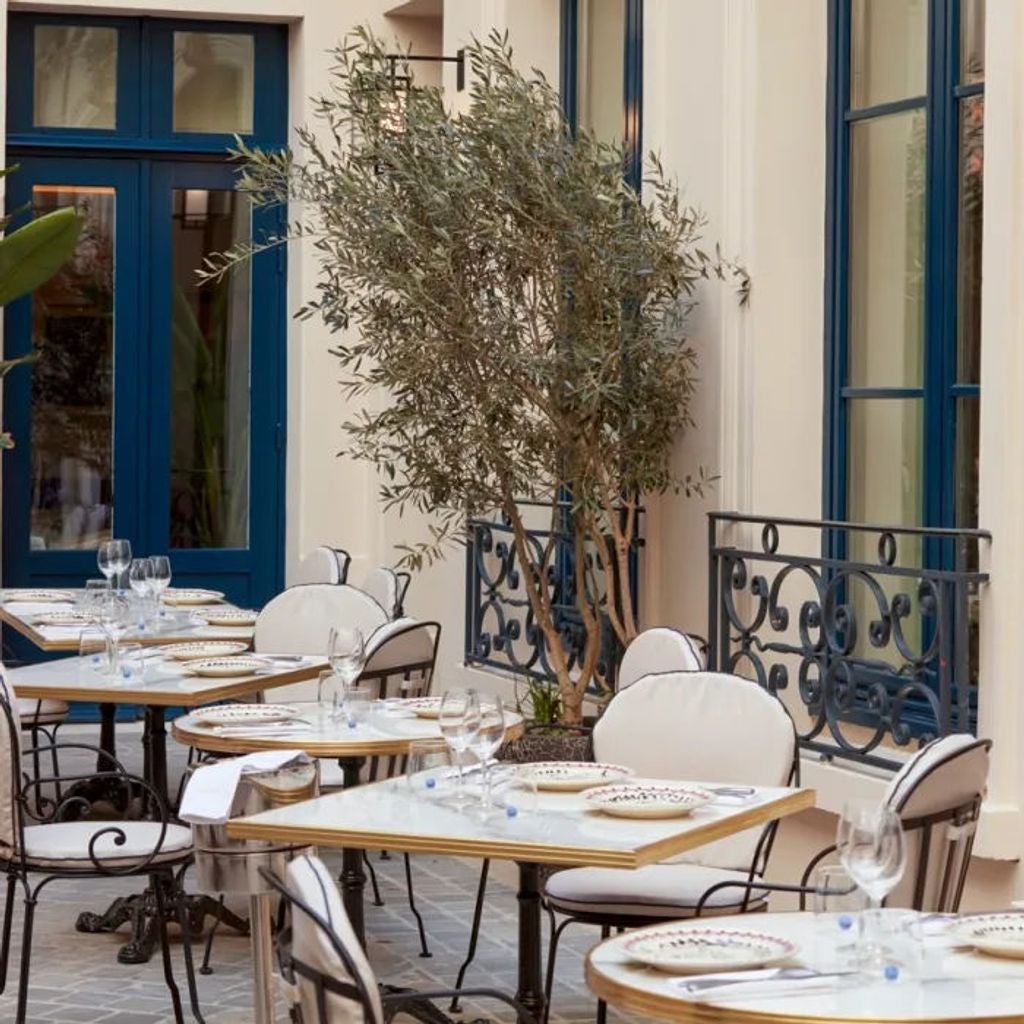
[180,749,311,825]
[670,967,851,1001]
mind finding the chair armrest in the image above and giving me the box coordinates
[694,878,817,916]
[381,986,537,1024]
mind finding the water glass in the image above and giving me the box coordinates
[327,626,367,691]
[316,669,343,725]
[95,591,131,673]
[811,862,867,971]
[405,739,453,798]
[486,774,539,823]
[471,694,506,806]
[342,686,373,729]
[79,627,112,673]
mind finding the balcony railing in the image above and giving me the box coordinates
[464,503,638,685]
[707,512,990,770]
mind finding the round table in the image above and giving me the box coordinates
[172,700,524,1024]
[585,911,1024,1024]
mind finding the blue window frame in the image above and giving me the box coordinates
[4,13,288,617]
[824,0,985,554]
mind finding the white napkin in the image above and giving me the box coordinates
[179,750,311,825]
[670,967,847,1001]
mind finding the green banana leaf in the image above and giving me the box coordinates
[0,206,82,307]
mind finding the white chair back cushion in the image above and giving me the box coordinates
[617,628,703,689]
[286,854,383,1024]
[359,568,398,619]
[593,672,795,869]
[884,733,990,820]
[295,547,348,586]
[363,619,438,677]
[254,585,388,702]
[0,670,20,853]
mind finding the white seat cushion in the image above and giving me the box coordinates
[544,863,768,919]
[19,821,192,870]
[17,697,69,726]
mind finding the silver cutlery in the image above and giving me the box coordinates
[677,967,855,994]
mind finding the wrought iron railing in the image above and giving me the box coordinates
[464,502,639,685]
[707,512,990,770]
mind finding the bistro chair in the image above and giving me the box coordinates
[17,697,70,794]
[261,854,536,1024]
[696,732,992,916]
[358,567,410,620]
[541,671,797,1024]
[294,546,352,586]
[0,673,204,1024]
[615,627,705,689]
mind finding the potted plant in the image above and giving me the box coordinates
[204,30,745,724]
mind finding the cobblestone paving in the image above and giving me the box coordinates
[0,724,642,1023]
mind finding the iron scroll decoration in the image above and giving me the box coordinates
[708,513,989,771]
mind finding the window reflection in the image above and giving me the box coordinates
[34,26,117,129]
[173,32,254,134]
[30,186,115,550]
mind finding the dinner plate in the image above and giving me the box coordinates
[193,703,299,726]
[405,697,443,719]
[623,925,797,974]
[33,610,95,627]
[161,641,250,661]
[162,588,226,606]
[954,913,1024,959]
[199,609,258,627]
[518,761,634,792]
[5,589,73,604]
[183,656,266,678]
[584,783,713,819]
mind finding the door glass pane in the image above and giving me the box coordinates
[30,185,115,550]
[576,0,624,144]
[957,96,984,384]
[960,0,986,85]
[955,396,979,530]
[173,32,255,134]
[850,0,927,108]
[34,26,117,129]
[848,110,926,387]
[170,189,251,549]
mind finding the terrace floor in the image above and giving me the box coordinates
[0,724,639,1023]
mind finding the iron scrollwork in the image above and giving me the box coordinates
[708,513,989,770]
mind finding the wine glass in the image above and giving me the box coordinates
[128,558,153,618]
[836,799,906,966]
[438,689,481,802]
[98,539,132,592]
[327,626,366,692]
[470,694,506,807]
[149,556,172,600]
[94,591,130,675]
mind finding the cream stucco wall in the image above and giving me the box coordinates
[4,0,1024,907]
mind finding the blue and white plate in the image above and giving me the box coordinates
[624,925,797,974]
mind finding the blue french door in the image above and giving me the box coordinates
[2,156,284,608]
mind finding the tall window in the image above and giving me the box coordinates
[825,1,984,550]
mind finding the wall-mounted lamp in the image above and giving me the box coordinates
[386,48,466,92]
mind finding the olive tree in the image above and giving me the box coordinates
[204,29,746,723]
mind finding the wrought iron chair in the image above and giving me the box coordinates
[295,546,352,586]
[615,627,704,689]
[261,854,536,1024]
[17,697,70,796]
[695,733,992,916]
[541,671,798,1024]
[0,673,204,1024]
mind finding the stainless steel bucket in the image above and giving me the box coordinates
[192,762,318,895]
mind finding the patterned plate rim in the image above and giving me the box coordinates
[584,783,714,804]
[183,656,267,676]
[200,610,258,624]
[5,590,74,603]
[34,611,95,625]
[165,588,225,599]
[954,913,1024,942]
[162,641,251,660]
[193,703,298,725]
[521,762,634,780]
[622,926,797,968]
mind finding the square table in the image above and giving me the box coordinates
[228,776,816,1018]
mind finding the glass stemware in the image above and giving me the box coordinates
[327,626,367,692]
[149,555,172,599]
[98,539,132,592]
[471,693,506,806]
[438,688,481,802]
[94,591,130,675]
[836,799,907,968]
[128,558,153,619]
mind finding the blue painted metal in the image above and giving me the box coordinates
[707,512,989,771]
[623,0,644,191]
[559,0,579,133]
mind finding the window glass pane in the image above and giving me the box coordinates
[955,396,979,530]
[170,189,251,548]
[957,96,984,384]
[34,26,117,129]
[173,32,254,134]
[30,185,115,550]
[960,0,985,84]
[847,398,923,527]
[848,110,926,387]
[576,0,624,144]
[850,0,927,108]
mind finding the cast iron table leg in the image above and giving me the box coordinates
[516,862,546,1021]
[339,756,367,944]
[250,893,275,1024]
[98,702,117,770]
